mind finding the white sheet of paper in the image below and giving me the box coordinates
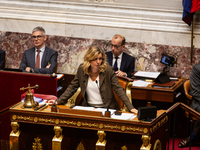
[111,113,136,120]
[132,80,151,87]
[72,106,136,120]
[134,71,160,79]
[56,74,64,79]
[73,106,95,111]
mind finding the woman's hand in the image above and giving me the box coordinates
[130,108,138,114]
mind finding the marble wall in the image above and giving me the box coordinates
[0,0,200,78]
[0,31,197,78]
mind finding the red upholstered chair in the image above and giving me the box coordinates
[21,89,57,102]
[184,80,197,120]
[113,76,133,111]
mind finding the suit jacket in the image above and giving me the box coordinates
[19,47,58,74]
[57,64,134,111]
[0,49,5,69]
[105,51,135,78]
[189,63,200,136]
[190,63,200,111]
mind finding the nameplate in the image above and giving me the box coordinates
[58,107,102,117]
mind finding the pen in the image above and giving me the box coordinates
[34,104,47,111]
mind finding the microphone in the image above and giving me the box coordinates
[95,80,111,117]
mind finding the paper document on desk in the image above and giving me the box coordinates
[73,106,116,116]
[132,80,151,87]
[73,106,95,111]
[57,74,64,79]
[111,113,136,120]
[134,71,160,79]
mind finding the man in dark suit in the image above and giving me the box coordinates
[19,26,58,74]
[0,49,5,69]
[179,63,200,148]
[105,34,135,78]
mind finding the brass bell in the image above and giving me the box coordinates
[20,84,39,109]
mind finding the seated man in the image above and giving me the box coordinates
[105,34,135,78]
[0,49,5,69]
[178,63,200,148]
[19,26,58,74]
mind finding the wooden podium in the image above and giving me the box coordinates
[0,70,57,140]
[9,102,168,150]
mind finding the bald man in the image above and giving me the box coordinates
[105,34,135,78]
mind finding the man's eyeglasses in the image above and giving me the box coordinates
[111,44,121,49]
[32,35,44,39]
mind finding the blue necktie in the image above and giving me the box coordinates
[113,57,118,70]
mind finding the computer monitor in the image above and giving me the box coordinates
[160,54,175,67]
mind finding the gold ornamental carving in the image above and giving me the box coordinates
[82,122,99,128]
[77,121,82,127]
[143,128,148,134]
[52,126,64,150]
[153,139,161,150]
[12,115,17,120]
[10,122,20,150]
[55,119,59,124]
[99,124,103,129]
[32,137,43,150]
[96,130,106,150]
[121,126,126,131]
[34,117,38,123]
[77,142,85,150]
[150,116,168,133]
[140,135,151,150]
[12,114,148,134]
[121,145,127,150]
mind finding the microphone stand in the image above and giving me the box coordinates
[104,107,111,118]
[95,80,111,117]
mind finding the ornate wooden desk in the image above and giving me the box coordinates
[0,70,58,140]
[9,102,168,150]
[131,78,186,109]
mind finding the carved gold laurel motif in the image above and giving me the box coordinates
[12,115,149,134]
[150,116,168,133]
[32,137,43,150]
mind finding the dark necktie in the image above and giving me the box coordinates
[35,49,41,68]
[113,57,118,70]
